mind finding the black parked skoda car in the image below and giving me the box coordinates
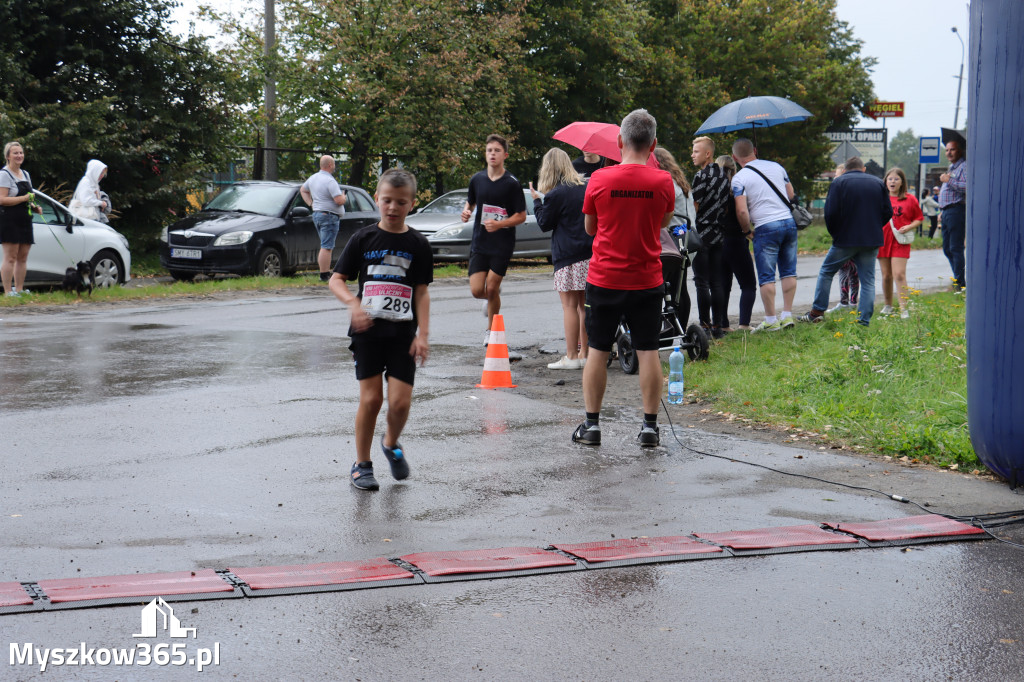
[159,181,379,280]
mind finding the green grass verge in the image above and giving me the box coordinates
[682,291,974,468]
[797,220,943,254]
[0,259,550,307]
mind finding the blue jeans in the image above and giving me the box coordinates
[941,203,966,288]
[812,245,877,325]
[752,218,798,286]
[313,211,341,250]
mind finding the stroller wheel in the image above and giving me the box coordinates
[616,331,639,374]
[685,323,710,361]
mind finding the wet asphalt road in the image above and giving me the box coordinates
[2,252,1023,680]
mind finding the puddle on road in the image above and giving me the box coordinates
[0,323,351,410]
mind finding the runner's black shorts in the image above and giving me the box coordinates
[468,251,512,278]
[350,333,416,385]
[585,283,664,352]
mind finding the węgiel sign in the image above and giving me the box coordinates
[864,101,905,119]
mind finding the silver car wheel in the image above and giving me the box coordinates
[91,250,123,287]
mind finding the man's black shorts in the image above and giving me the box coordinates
[350,334,416,385]
[468,251,512,278]
[585,283,663,352]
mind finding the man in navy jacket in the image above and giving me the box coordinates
[800,157,893,326]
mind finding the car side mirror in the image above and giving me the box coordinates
[290,206,311,218]
[65,214,74,233]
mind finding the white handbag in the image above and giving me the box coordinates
[891,219,915,245]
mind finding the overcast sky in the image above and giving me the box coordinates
[171,0,972,144]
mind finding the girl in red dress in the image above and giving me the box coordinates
[879,168,923,319]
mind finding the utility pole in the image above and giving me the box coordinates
[264,0,278,181]
[952,26,965,128]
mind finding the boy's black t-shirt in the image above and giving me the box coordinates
[334,224,434,338]
[466,170,526,257]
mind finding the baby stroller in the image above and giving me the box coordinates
[610,222,710,374]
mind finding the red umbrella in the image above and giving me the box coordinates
[552,121,660,168]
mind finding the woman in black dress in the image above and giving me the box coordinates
[0,141,43,296]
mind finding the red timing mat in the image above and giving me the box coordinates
[0,582,32,607]
[230,558,414,590]
[553,536,723,563]
[37,570,234,604]
[826,514,985,542]
[695,524,859,550]
[402,547,577,576]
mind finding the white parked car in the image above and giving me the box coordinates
[25,190,131,287]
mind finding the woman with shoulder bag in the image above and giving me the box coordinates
[0,141,43,296]
[879,168,923,319]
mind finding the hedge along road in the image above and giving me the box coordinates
[2,259,1022,681]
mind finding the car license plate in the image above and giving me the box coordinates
[171,248,202,260]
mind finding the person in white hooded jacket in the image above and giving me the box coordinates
[69,159,108,221]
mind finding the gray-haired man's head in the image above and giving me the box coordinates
[619,109,657,153]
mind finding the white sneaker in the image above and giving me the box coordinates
[5,291,18,297]
[547,355,582,370]
[880,305,894,316]
[900,308,910,319]
[579,356,587,368]
[826,302,852,314]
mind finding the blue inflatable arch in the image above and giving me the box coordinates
[966,0,1024,486]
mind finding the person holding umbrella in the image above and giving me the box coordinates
[938,129,967,290]
[530,148,592,370]
[730,138,798,332]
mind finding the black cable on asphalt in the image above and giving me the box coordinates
[660,398,1024,550]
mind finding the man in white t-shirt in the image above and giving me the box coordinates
[300,155,347,281]
[731,138,798,333]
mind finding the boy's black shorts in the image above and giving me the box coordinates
[585,283,664,352]
[468,251,512,278]
[350,334,416,385]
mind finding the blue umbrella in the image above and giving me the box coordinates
[695,96,813,139]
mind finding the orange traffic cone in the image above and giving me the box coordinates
[477,314,517,389]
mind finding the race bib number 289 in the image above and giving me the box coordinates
[362,281,414,322]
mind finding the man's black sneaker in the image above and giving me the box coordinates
[637,423,660,447]
[350,462,379,490]
[380,438,410,480]
[572,421,601,445]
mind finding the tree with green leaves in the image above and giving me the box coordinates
[0,0,237,246]
[887,128,921,177]
[214,0,525,194]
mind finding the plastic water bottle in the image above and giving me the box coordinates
[667,346,685,404]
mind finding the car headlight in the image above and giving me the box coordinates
[213,231,253,246]
[160,227,168,243]
[431,225,465,240]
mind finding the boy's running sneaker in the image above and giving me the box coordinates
[350,462,379,490]
[779,317,795,330]
[750,319,781,333]
[572,421,601,445]
[637,423,660,447]
[380,438,410,480]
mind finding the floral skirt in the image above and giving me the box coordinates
[553,259,589,292]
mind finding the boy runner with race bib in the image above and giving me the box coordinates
[461,134,527,340]
[330,169,433,491]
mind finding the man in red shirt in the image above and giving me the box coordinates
[573,109,675,448]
